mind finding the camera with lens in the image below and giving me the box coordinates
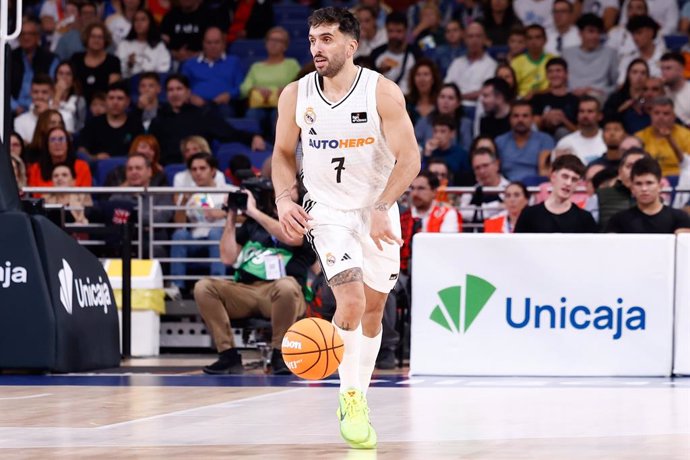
[222,171,275,214]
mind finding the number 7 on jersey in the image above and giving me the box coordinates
[331,157,345,183]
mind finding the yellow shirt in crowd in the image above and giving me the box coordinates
[635,125,690,177]
[511,52,555,97]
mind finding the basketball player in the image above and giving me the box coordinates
[271,7,420,449]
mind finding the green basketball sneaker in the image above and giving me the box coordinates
[336,389,377,449]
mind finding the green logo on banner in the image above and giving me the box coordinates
[429,275,496,333]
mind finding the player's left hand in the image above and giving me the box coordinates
[369,205,403,251]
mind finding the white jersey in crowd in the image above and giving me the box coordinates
[296,66,396,211]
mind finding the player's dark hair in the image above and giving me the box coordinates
[308,7,360,41]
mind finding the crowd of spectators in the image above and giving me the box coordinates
[6,0,690,296]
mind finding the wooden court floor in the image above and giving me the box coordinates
[0,360,688,459]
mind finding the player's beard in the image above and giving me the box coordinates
[315,53,346,78]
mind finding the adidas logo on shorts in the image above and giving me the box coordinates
[341,253,351,262]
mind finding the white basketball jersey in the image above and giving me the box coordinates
[296,67,396,210]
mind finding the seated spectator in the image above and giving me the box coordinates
[27,127,92,187]
[484,181,530,233]
[54,1,99,62]
[606,157,690,234]
[616,15,666,86]
[14,75,74,143]
[43,164,93,225]
[89,91,107,118]
[575,0,620,31]
[10,18,59,116]
[405,58,442,127]
[354,5,388,59]
[104,134,168,186]
[180,27,242,118]
[371,12,421,95]
[511,24,555,98]
[515,154,597,232]
[25,109,66,163]
[444,22,497,115]
[194,186,315,375]
[503,26,526,63]
[415,83,473,152]
[460,147,510,224]
[603,58,649,130]
[53,61,87,132]
[545,0,581,55]
[104,0,142,46]
[495,62,519,98]
[430,19,465,77]
[590,119,628,170]
[562,13,618,99]
[240,27,301,142]
[160,0,228,63]
[411,2,445,51]
[70,22,121,103]
[9,132,25,160]
[480,0,523,46]
[618,0,678,40]
[133,72,162,129]
[173,136,226,187]
[427,157,454,205]
[606,0,662,61]
[108,153,174,258]
[149,74,265,165]
[586,146,647,228]
[171,153,229,291]
[11,153,27,192]
[116,9,171,78]
[531,57,579,140]
[422,115,470,183]
[660,52,690,127]
[496,100,555,181]
[635,97,690,177]
[78,81,143,159]
[476,77,512,139]
[400,170,461,275]
[554,95,606,166]
[514,0,553,29]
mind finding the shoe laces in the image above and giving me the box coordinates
[343,390,369,422]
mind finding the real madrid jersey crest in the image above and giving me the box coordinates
[295,66,395,211]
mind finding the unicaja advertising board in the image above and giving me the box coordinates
[410,234,675,376]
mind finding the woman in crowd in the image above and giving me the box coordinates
[240,27,300,142]
[116,8,171,78]
[495,62,518,100]
[43,163,93,225]
[11,153,27,192]
[71,22,121,102]
[415,83,473,151]
[9,132,25,160]
[27,126,92,187]
[603,58,650,132]
[105,0,144,46]
[483,181,530,233]
[104,134,168,186]
[53,61,87,132]
[406,58,442,127]
[25,110,66,163]
[480,0,522,46]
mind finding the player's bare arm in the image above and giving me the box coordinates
[272,81,312,240]
[370,77,421,250]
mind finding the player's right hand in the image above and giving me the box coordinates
[277,200,312,239]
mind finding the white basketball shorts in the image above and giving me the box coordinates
[303,197,401,293]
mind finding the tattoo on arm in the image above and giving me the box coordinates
[329,268,363,287]
[374,201,390,212]
[335,320,353,330]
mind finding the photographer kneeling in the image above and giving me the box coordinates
[194,178,315,375]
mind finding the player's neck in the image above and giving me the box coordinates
[321,62,359,100]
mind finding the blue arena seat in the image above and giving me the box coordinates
[487,45,509,61]
[664,35,689,51]
[95,157,127,186]
[274,3,311,22]
[164,163,186,185]
[281,19,309,41]
[667,175,680,188]
[215,142,273,171]
[226,117,261,133]
[228,39,267,60]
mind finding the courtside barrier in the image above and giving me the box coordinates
[410,234,675,376]
[674,235,690,375]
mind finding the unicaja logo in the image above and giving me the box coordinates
[58,259,73,314]
[430,275,496,333]
[57,259,112,315]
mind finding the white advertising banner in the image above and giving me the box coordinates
[674,235,690,375]
[410,234,675,376]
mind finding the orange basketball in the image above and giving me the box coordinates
[281,318,344,380]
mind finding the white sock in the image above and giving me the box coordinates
[333,322,362,393]
[359,326,382,396]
